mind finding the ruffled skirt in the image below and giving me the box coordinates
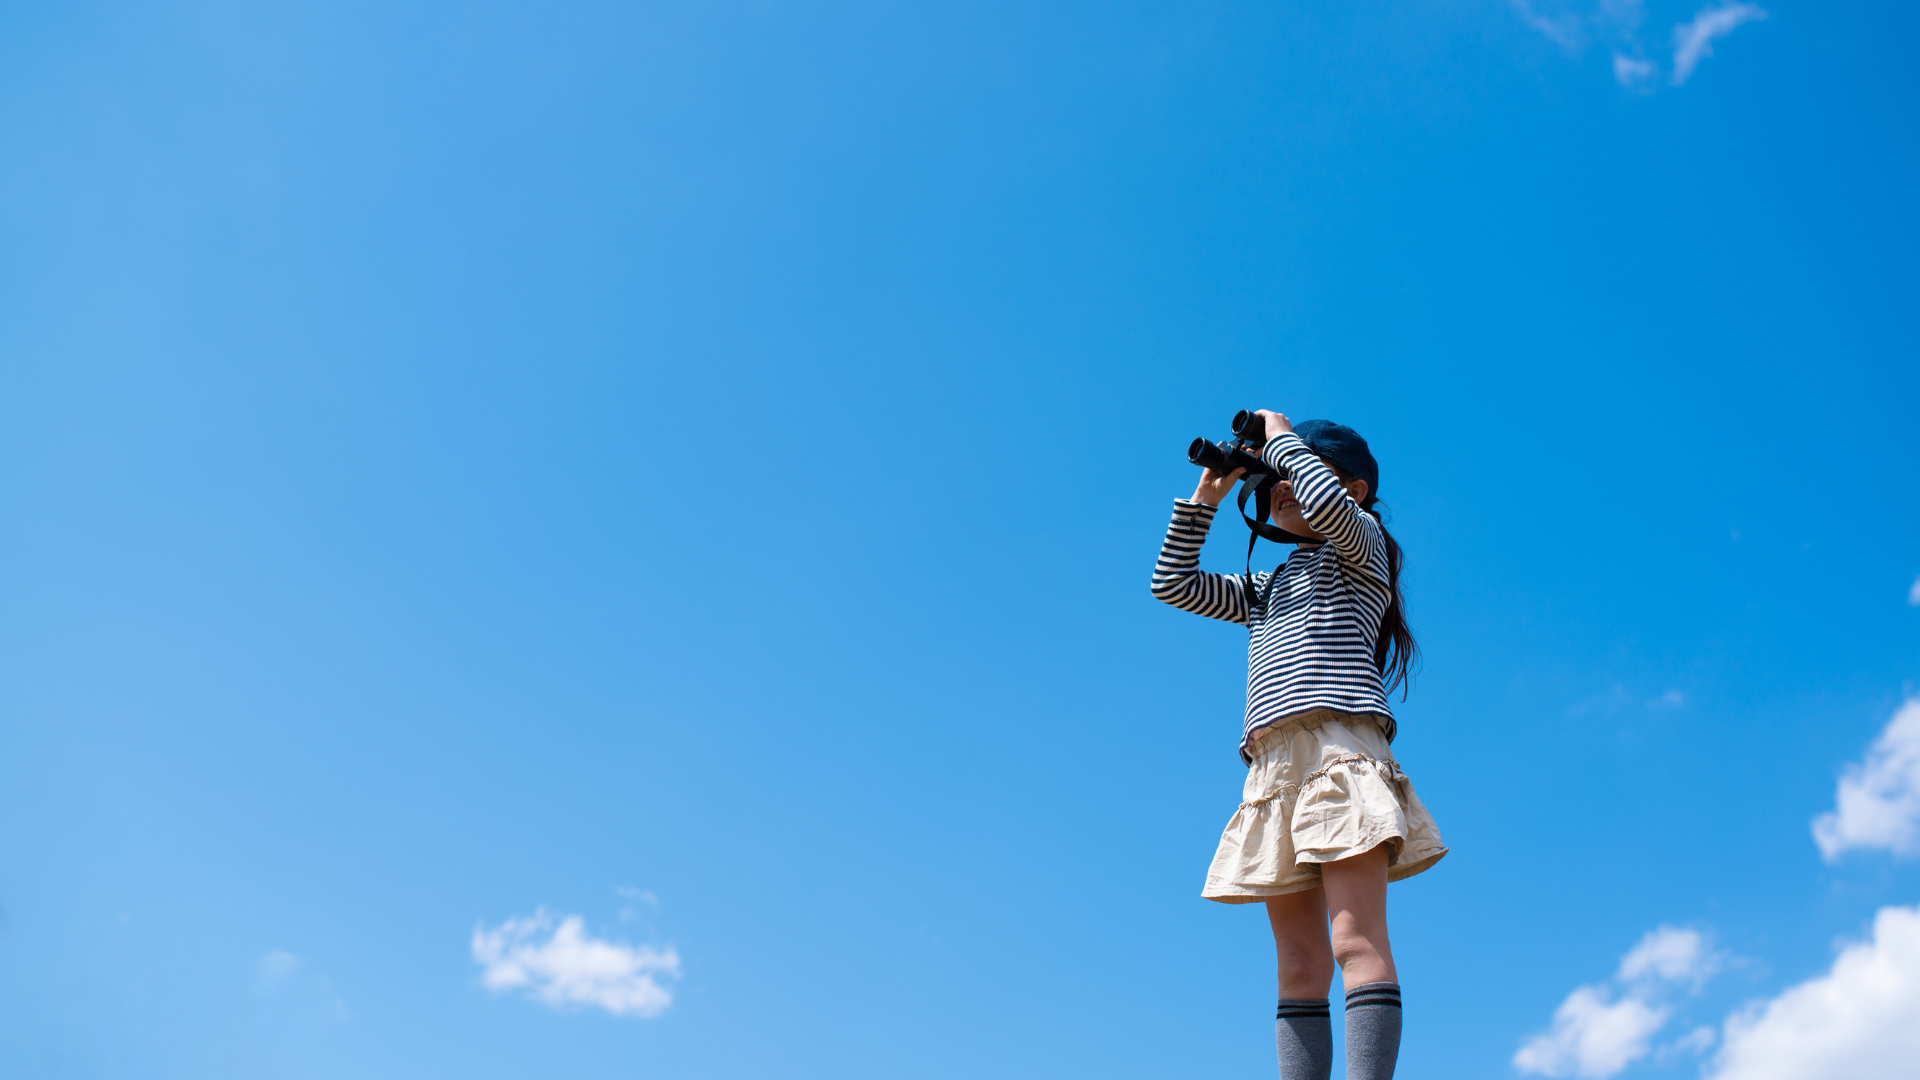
[1203,710,1447,903]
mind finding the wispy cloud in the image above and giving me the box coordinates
[1511,0,1645,50]
[1612,52,1659,91]
[251,949,348,1022]
[1511,0,1766,89]
[616,886,659,922]
[1513,0,1592,49]
[1669,1024,1718,1057]
[1672,4,1769,85]
[1812,698,1920,860]
[472,909,681,1018]
[1704,904,1920,1079]
[255,950,301,993]
[1619,925,1720,987]
[1516,926,1722,1077]
[1907,573,1920,606]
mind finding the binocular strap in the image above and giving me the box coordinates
[1236,476,1318,611]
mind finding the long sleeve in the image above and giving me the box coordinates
[1263,434,1389,586]
[1150,498,1251,625]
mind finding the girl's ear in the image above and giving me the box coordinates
[1345,478,1371,505]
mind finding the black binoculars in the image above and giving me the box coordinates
[1187,409,1288,480]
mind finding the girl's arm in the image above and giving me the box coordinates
[1261,428,1389,584]
[1150,475,1254,624]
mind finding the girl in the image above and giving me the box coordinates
[1151,410,1446,1080]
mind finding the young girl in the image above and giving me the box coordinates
[1151,410,1446,1080]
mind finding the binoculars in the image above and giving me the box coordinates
[1187,409,1288,480]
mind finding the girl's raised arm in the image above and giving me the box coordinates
[1150,474,1253,625]
[1259,422,1388,585]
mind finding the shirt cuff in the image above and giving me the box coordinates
[1173,498,1219,519]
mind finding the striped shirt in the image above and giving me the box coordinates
[1150,432,1396,760]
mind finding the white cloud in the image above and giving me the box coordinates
[1672,1024,1717,1055]
[1613,52,1658,90]
[1513,0,1589,49]
[1671,4,1768,85]
[1514,0,1764,89]
[472,909,680,1018]
[1619,926,1717,987]
[1705,904,1920,1080]
[1512,0,1645,49]
[1534,687,1920,1078]
[1517,926,1720,1077]
[1516,986,1670,1078]
[1907,573,1920,605]
[1812,698,1920,860]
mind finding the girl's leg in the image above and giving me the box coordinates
[1321,843,1401,1080]
[1266,890,1335,1080]
[1319,843,1395,989]
[1265,888,1336,998]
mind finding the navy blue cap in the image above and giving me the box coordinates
[1292,420,1379,502]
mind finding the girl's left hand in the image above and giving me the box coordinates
[1257,410,1294,442]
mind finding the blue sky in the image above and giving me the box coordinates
[2,1,1917,1077]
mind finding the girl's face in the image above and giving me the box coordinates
[1271,480,1321,540]
[1271,460,1370,542]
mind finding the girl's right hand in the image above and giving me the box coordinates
[1192,467,1246,507]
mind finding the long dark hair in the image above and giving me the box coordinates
[1330,466,1420,699]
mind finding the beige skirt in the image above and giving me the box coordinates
[1203,710,1448,903]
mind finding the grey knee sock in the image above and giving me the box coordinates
[1275,999,1332,1080]
[1343,982,1402,1080]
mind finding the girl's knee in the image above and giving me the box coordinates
[1329,922,1390,969]
[1276,943,1336,986]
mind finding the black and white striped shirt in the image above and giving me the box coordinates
[1151,432,1396,760]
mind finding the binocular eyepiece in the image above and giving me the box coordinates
[1187,409,1287,480]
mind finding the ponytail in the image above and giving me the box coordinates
[1362,501,1419,699]
[1326,459,1420,699]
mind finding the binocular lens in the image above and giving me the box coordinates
[1188,437,1227,471]
[1231,409,1263,441]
